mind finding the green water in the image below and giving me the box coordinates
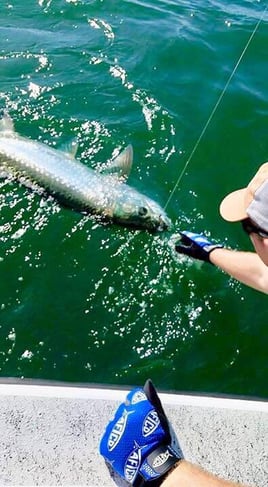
[0,0,267,398]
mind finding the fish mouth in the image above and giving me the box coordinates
[157,214,172,231]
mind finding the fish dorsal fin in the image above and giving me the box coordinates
[0,114,15,133]
[59,139,79,159]
[100,145,133,182]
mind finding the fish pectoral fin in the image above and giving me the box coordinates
[99,145,133,182]
[59,139,79,159]
[0,113,15,133]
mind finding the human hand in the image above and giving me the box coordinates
[99,379,183,487]
[175,231,223,263]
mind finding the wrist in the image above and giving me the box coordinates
[208,246,225,264]
[160,459,186,487]
[134,445,183,487]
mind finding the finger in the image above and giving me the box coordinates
[179,233,193,245]
[175,243,193,254]
[143,379,163,412]
[143,380,170,438]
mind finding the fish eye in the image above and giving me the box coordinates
[138,206,148,216]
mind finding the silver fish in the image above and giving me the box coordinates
[0,116,171,231]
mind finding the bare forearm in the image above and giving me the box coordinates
[209,248,268,294]
[162,460,251,487]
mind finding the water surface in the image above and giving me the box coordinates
[0,0,267,397]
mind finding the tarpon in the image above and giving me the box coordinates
[0,116,171,231]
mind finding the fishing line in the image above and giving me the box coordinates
[164,4,268,211]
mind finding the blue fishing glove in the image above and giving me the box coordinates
[99,379,183,487]
[175,231,223,263]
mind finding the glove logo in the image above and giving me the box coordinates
[107,409,128,452]
[124,447,141,483]
[152,449,172,469]
[142,410,160,437]
[131,390,147,404]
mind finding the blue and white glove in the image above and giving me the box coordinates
[99,379,183,487]
[175,231,223,263]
